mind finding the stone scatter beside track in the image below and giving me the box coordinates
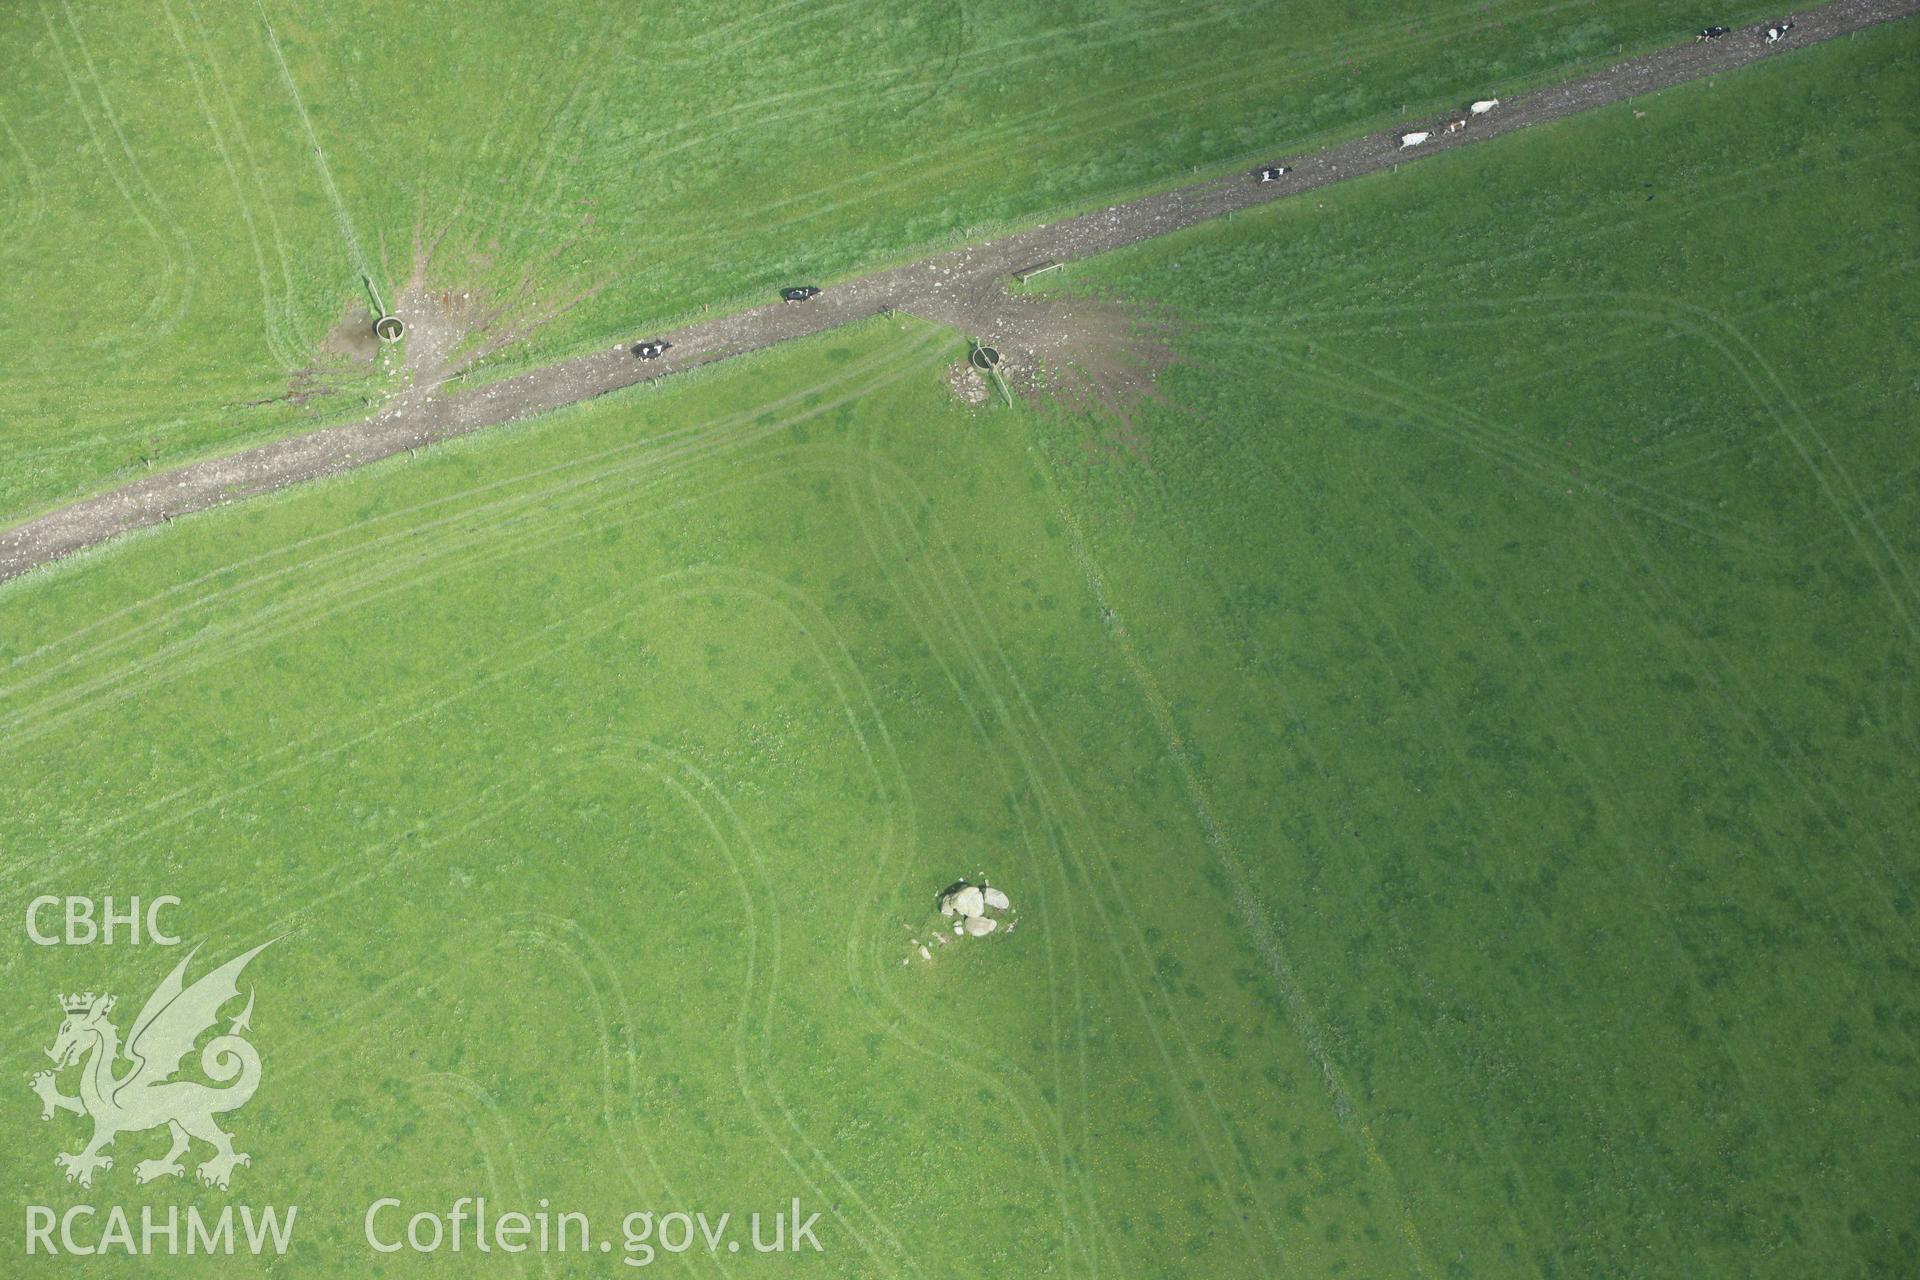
[2,0,1912,586]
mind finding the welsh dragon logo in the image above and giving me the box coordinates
[30,940,275,1190]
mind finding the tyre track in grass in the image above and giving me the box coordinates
[800,417,1116,1274]
[0,333,936,750]
[0,104,47,259]
[849,442,1308,1273]
[840,447,1186,1275]
[35,0,194,366]
[161,0,301,371]
[0,346,940,903]
[1033,455,1438,1276]
[253,0,373,287]
[3,0,1913,588]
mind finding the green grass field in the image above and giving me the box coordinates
[1030,21,1920,1275]
[0,0,1789,522]
[2,15,1916,1280]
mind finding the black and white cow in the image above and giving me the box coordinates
[1256,165,1291,183]
[1765,19,1795,43]
[633,340,671,360]
[781,286,821,303]
[1697,26,1731,41]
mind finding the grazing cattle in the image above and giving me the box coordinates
[1470,98,1500,114]
[632,340,671,359]
[1697,26,1730,41]
[1256,165,1291,182]
[781,286,821,303]
[1765,19,1795,42]
[1399,131,1430,148]
[1444,117,1468,134]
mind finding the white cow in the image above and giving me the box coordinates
[1471,98,1500,114]
[1400,131,1430,148]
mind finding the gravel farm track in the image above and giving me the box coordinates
[2,0,1913,586]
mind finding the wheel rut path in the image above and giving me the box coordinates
[3,0,1912,586]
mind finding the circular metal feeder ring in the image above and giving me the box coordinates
[373,314,405,342]
[970,345,1001,371]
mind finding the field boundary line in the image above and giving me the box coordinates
[254,0,373,285]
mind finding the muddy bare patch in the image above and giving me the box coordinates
[240,366,340,412]
[283,367,338,408]
[251,307,379,411]
[1021,294,1182,436]
[909,275,1182,437]
[392,278,495,383]
[373,211,627,390]
[947,359,990,406]
[319,303,379,364]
